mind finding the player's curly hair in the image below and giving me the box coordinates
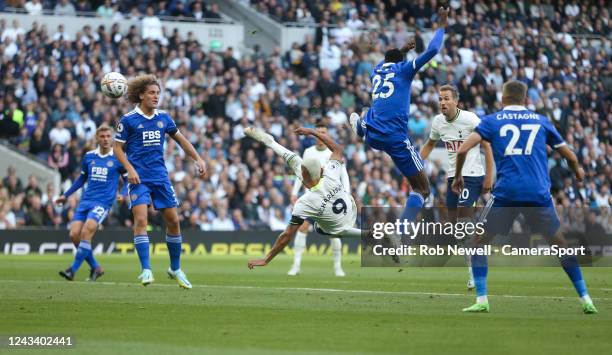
[126,74,160,104]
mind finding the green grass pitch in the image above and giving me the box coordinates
[1,254,611,354]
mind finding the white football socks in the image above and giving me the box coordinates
[292,231,307,268]
[267,141,302,177]
[330,238,342,270]
[477,296,488,304]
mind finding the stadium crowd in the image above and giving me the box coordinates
[2,0,224,21]
[0,0,610,232]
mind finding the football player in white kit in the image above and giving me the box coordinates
[246,126,360,271]
[288,122,350,277]
[420,84,494,290]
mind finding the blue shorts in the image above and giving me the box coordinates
[480,197,561,238]
[446,176,483,208]
[128,181,178,210]
[360,113,424,178]
[73,201,110,224]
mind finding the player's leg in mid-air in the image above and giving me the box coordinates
[349,108,430,222]
[245,127,345,277]
[446,176,483,290]
[59,206,107,281]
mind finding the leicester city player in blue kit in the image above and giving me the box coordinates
[114,74,207,289]
[348,7,449,223]
[57,125,126,281]
[454,81,597,314]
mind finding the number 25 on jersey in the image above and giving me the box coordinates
[372,73,395,100]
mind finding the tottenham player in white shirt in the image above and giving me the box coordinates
[245,126,360,271]
[288,122,350,277]
[420,84,494,290]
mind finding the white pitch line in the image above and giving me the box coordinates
[0,279,610,301]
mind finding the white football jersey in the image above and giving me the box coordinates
[292,145,350,195]
[291,159,357,235]
[429,109,485,177]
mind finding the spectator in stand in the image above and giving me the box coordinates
[96,0,114,18]
[141,5,166,44]
[75,113,96,143]
[47,144,69,179]
[205,3,222,20]
[54,0,76,16]
[48,120,71,147]
[24,0,43,16]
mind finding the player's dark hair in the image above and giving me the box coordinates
[384,48,404,63]
[315,119,327,129]
[439,84,459,99]
[502,80,527,105]
[127,74,160,105]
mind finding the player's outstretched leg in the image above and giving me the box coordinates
[463,253,489,312]
[560,255,598,314]
[245,127,302,177]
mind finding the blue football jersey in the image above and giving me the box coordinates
[364,29,444,137]
[475,105,566,203]
[115,106,178,183]
[80,149,125,207]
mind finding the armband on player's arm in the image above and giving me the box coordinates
[289,215,305,226]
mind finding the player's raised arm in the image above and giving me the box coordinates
[248,222,302,269]
[412,7,447,71]
[294,127,344,162]
[452,131,482,194]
